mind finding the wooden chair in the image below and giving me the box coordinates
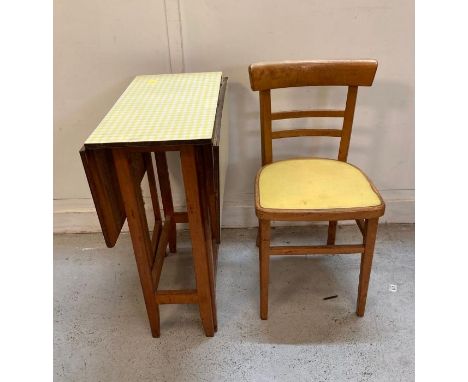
[248,60,385,320]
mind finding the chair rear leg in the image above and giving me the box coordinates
[356,218,379,316]
[259,219,270,320]
[327,220,337,245]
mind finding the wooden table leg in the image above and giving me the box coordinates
[113,149,160,337]
[180,146,215,337]
[199,146,218,331]
[202,145,220,274]
[212,146,222,244]
[144,152,162,224]
[155,152,177,253]
[202,145,219,245]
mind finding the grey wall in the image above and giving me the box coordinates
[54,0,414,232]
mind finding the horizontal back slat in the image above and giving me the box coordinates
[271,129,342,139]
[249,60,377,91]
[271,109,345,120]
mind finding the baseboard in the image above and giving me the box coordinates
[53,189,414,233]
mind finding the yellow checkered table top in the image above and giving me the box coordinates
[85,72,222,145]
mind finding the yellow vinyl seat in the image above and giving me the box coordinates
[257,158,381,210]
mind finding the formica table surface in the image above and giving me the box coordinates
[85,72,222,146]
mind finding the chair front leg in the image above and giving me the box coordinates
[356,218,379,316]
[259,219,270,320]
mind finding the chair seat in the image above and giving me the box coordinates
[256,158,382,211]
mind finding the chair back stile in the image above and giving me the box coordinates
[249,60,378,165]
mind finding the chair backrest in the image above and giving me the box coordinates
[248,60,378,165]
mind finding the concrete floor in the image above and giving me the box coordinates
[54,224,414,382]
